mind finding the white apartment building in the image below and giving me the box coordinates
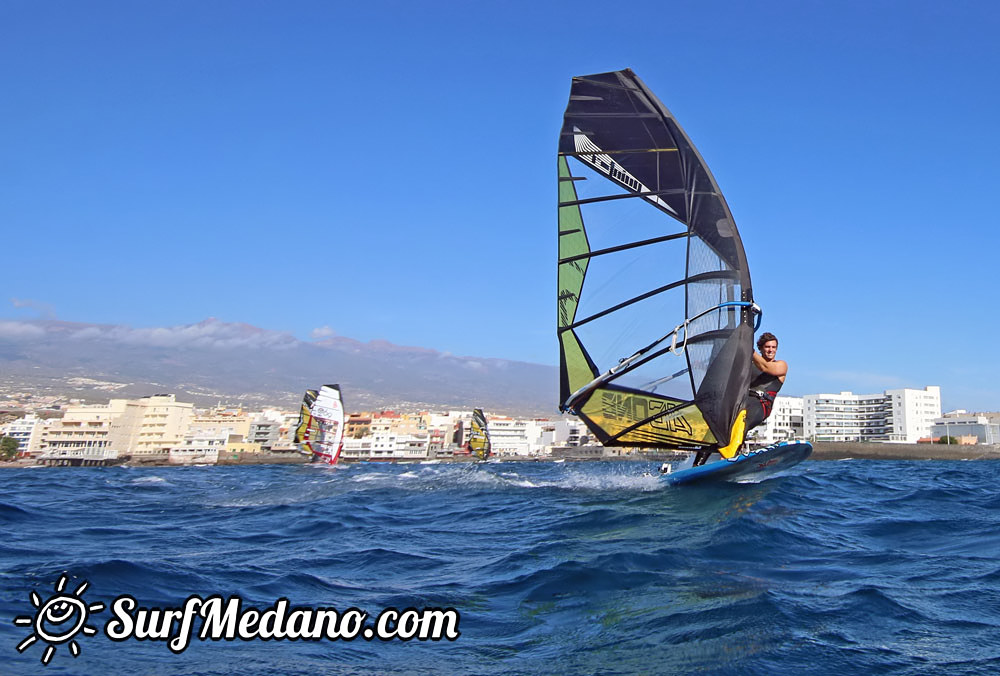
[341,436,373,460]
[169,431,228,464]
[367,426,432,460]
[533,418,591,452]
[887,387,943,442]
[481,416,535,456]
[803,386,941,443]
[748,396,804,445]
[1,414,45,456]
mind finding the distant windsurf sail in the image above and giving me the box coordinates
[467,408,492,460]
[557,69,756,455]
[294,384,345,465]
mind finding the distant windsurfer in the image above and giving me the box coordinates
[691,332,786,466]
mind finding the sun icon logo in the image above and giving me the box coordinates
[14,574,105,666]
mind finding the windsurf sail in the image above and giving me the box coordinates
[557,69,756,456]
[294,384,345,465]
[467,408,492,460]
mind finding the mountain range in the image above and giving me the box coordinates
[0,318,557,415]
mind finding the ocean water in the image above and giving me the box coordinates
[3,459,1000,675]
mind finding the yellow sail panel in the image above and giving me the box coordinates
[578,388,717,447]
[467,408,492,460]
[294,389,319,447]
[294,410,311,443]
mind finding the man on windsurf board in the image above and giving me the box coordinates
[691,332,786,466]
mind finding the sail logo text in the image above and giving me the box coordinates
[573,131,677,214]
[600,392,694,435]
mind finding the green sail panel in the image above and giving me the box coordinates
[557,156,596,400]
[556,69,755,450]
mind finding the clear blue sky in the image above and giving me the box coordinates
[2,1,998,411]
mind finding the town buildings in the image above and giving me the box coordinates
[930,411,1000,445]
[4,383,990,466]
[0,397,591,464]
[3,413,45,454]
[803,386,941,443]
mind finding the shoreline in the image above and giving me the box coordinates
[4,442,1000,469]
[808,441,1000,461]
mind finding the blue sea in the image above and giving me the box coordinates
[3,459,1000,675]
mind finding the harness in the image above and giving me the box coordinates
[749,371,782,419]
[750,389,778,418]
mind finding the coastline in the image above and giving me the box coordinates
[4,442,1000,469]
[808,441,1000,461]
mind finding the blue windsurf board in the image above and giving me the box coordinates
[661,440,813,486]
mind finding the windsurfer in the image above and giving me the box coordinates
[747,332,785,429]
[691,332,786,466]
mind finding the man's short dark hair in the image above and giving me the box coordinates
[757,332,778,352]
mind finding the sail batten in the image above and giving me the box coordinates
[557,69,755,450]
[558,232,689,264]
[559,189,688,208]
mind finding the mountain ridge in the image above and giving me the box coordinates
[0,318,557,415]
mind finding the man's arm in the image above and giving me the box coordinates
[752,352,788,378]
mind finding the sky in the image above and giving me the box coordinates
[2,0,999,412]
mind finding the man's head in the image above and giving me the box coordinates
[757,332,778,360]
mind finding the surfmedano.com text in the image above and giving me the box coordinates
[105,595,461,653]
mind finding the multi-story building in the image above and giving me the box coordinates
[930,411,1000,445]
[484,416,553,456]
[40,395,196,461]
[108,394,194,458]
[187,408,251,442]
[41,400,127,460]
[803,386,940,443]
[887,387,942,443]
[533,418,590,451]
[169,430,228,465]
[356,411,438,460]
[247,419,282,451]
[341,436,373,460]
[1,414,45,457]
[748,396,804,444]
[345,413,373,440]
